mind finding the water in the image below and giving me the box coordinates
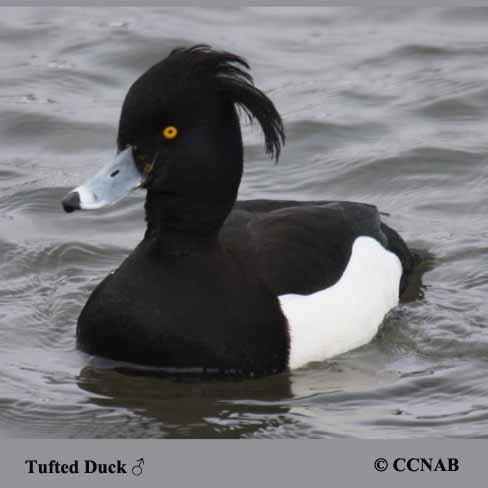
[1,6,488,438]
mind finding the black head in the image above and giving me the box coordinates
[117,45,285,235]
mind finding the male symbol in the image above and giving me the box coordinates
[132,458,144,476]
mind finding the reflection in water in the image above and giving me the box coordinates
[77,365,293,438]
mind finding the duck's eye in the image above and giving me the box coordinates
[162,126,178,140]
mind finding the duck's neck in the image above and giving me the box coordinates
[144,192,234,254]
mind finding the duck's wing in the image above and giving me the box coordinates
[222,199,414,297]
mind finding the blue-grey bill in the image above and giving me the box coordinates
[62,147,142,211]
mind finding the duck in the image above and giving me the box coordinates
[62,45,415,375]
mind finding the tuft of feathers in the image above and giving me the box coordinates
[166,45,285,162]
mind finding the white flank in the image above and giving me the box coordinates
[279,236,402,370]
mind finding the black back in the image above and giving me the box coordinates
[223,199,414,296]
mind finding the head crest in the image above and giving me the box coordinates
[166,45,285,162]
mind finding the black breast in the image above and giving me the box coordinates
[76,239,289,375]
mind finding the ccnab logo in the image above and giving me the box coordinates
[393,458,459,472]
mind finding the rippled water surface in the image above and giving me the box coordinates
[1,7,488,438]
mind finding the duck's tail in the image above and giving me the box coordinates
[380,222,421,297]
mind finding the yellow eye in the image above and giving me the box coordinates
[162,126,178,140]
